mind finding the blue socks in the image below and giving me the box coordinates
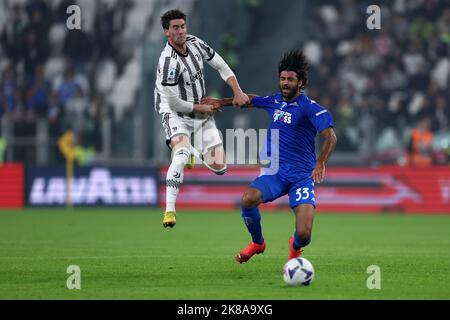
[241,206,264,245]
[241,205,311,249]
[293,231,311,250]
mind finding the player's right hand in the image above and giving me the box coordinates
[233,91,250,108]
[311,162,326,184]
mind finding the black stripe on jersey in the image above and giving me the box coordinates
[179,55,200,103]
[190,43,208,98]
[162,57,171,83]
[178,71,188,101]
[186,36,195,41]
[198,42,215,60]
[191,42,205,60]
[162,57,181,85]
[187,47,205,99]
[155,92,161,113]
[171,49,177,59]
[206,51,215,61]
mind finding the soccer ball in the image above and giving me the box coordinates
[283,257,315,286]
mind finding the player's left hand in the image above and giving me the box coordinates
[233,91,249,107]
[201,96,222,109]
[311,162,325,184]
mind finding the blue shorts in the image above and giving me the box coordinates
[250,172,316,209]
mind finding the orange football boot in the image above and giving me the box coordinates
[235,241,266,263]
[288,236,303,260]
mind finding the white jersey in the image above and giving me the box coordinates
[154,35,216,115]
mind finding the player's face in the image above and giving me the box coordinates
[165,19,187,48]
[279,71,301,100]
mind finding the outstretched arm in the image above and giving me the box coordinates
[226,76,250,107]
[311,127,337,184]
[205,51,249,107]
[201,94,257,109]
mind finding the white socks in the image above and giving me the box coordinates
[166,147,190,212]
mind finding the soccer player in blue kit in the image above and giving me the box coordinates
[201,50,337,263]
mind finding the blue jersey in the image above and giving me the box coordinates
[251,93,334,176]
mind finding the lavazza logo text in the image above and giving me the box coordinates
[29,168,157,205]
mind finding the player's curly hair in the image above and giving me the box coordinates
[278,50,309,89]
[161,9,186,30]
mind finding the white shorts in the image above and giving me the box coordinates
[160,112,223,155]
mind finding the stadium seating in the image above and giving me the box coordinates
[1,0,449,166]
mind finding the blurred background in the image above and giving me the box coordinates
[0,0,449,212]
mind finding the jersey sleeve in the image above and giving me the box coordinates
[159,56,181,86]
[191,36,215,61]
[305,99,334,133]
[250,95,275,109]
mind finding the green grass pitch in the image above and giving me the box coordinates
[0,208,449,300]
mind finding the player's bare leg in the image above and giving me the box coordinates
[163,134,191,228]
[203,144,227,175]
[289,204,314,260]
[236,188,266,263]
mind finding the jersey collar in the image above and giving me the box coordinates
[168,42,189,57]
[276,92,302,106]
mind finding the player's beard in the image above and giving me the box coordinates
[280,85,299,100]
[175,35,186,46]
[172,39,185,49]
[169,33,186,50]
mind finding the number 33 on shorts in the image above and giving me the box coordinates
[294,185,316,207]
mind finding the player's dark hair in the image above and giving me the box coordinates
[278,50,309,89]
[161,9,186,30]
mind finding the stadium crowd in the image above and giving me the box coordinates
[303,0,450,164]
[1,0,449,165]
[0,0,148,156]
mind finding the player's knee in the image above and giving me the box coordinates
[241,189,262,209]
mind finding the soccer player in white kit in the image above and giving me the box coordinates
[155,9,249,228]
